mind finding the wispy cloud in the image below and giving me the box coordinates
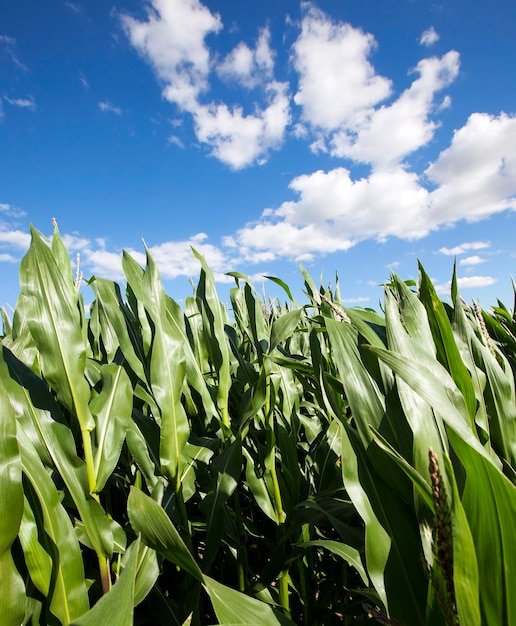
[65,1,84,15]
[79,72,89,90]
[4,95,36,110]
[0,203,26,218]
[98,101,123,115]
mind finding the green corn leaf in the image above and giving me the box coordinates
[0,370,25,626]
[203,575,296,626]
[383,287,446,485]
[338,422,390,613]
[133,544,160,607]
[0,552,25,626]
[1,348,114,558]
[297,540,368,585]
[18,428,90,623]
[269,309,302,353]
[418,263,477,423]
[19,225,93,433]
[192,247,232,428]
[443,455,481,626]
[142,246,189,484]
[200,438,243,569]
[89,277,147,381]
[0,372,23,557]
[165,295,218,420]
[263,275,296,302]
[448,430,516,625]
[71,538,141,626]
[90,362,132,492]
[127,486,203,583]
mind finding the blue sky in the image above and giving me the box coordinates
[1,0,516,314]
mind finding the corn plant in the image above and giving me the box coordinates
[1,224,515,625]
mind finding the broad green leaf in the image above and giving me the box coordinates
[89,277,147,381]
[1,348,114,558]
[325,320,386,446]
[243,446,277,522]
[368,345,491,462]
[165,295,218,420]
[383,287,446,487]
[0,551,25,626]
[193,248,232,427]
[18,428,90,623]
[19,225,93,433]
[127,486,203,583]
[71,539,141,626]
[0,373,23,556]
[297,540,368,585]
[132,544,159,607]
[203,575,295,626]
[90,362,132,491]
[418,264,477,423]
[269,309,302,353]
[200,438,243,568]
[338,422,390,612]
[443,456,480,626]
[448,430,516,625]
[142,247,189,484]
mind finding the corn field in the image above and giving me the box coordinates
[1,224,515,625]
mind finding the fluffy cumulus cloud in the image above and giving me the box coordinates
[121,0,222,110]
[119,1,516,273]
[217,26,275,88]
[330,51,460,165]
[192,82,290,169]
[292,3,391,131]
[121,0,289,168]
[426,113,516,223]
[231,166,433,260]
[420,26,439,47]
[56,231,232,283]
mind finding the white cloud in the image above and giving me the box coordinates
[98,101,123,115]
[0,229,31,250]
[51,231,232,284]
[65,2,84,15]
[217,26,274,88]
[292,3,391,131]
[426,113,516,223]
[122,0,289,168]
[439,241,490,255]
[79,72,89,90]
[0,203,26,218]
[420,26,439,47]
[342,296,370,304]
[121,0,222,110]
[436,275,497,294]
[168,135,184,148]
[459,255,486,266]
[232,166,432,260]
[0,253,17,263]
[193,81,290,169]
[330,51,460,165]
[4,95,36,110]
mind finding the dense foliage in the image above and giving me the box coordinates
[1,224,515,625]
